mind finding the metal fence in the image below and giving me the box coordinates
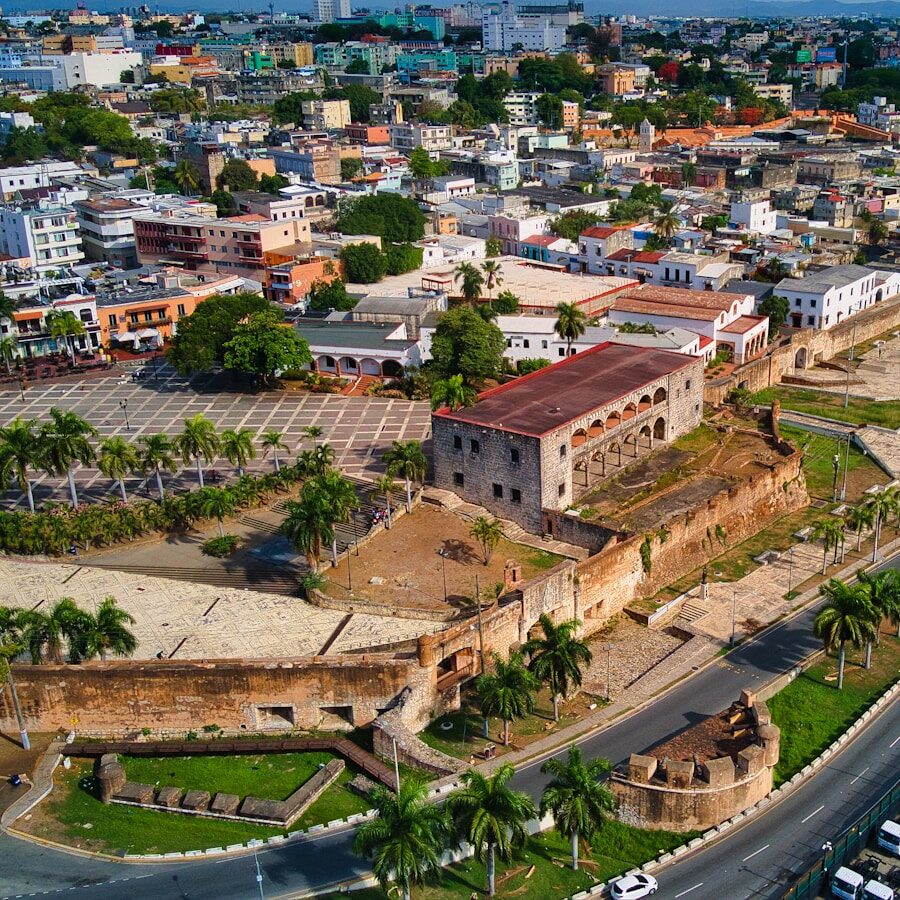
[782,775,900,899]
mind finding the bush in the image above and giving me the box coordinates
[517,357,551,375]
[340,242,387,283]
[202,534,240,557]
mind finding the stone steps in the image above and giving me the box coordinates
[84,562,302,594]
[677,601,709,624]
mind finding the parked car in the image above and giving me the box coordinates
[611,873,659,899]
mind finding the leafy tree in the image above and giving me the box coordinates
[335,194,426,243]
[470,515,503,566]
[523,614,592,722]
[446,764,537,898]
[549,210,604,242]
[340,242,387,284]
[494,290,519,314]
[517,357,550,374]
[430,305,506,384]
[344,57,370,75]
[137,433,177,500]
[97,437,139,503]
[46,309,85,365]
[384,243,423,276]
[261,430,288,472]
[375,474,396,528]
[540,747,615,871]
[271,90,320,126]
[759,295,790,339]
[149,88,205,114]
[69,596,137,662]
[167,292,269,374]
[431,373,475,412]
[223,309,312,385]
[409,145,448,180]
[200,487,237,538]
[216,159,258,191]
[208,189,234,217]
[475,651,539,746]
[653,207,681,241]
[173,159,200,195]
[555,302,587,355]
[453,262,484,303]
[340,157,363,181]
[383,440,426,512]
[307,278,355,312]
[0,417,39,512]
[259,173,288,194]
[353,780,448,900]
[219,428,256,476]
[175,414,220,488]
[330,83,381,122]
[485,236,503,258]
[814,578,875,690]
[536,93,563,128]
[39,408,97,508]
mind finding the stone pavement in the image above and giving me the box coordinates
[0,560,443,660]
[0,364,431,509]
[857,426,900,479]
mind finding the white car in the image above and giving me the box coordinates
[611,873,659,899]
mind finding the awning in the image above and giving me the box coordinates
[113,331,137,342]
[136,328,159,339]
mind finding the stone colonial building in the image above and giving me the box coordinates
[432,342,705,533]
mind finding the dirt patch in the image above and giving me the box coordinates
[581,448,692,510]
[646,702,756,764]
[0,731,56,817]
[619,475,733,532]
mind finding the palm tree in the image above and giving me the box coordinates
[39,407,97,508]
[175,414,220,488]
[653,205,680,243]
[865,490,898,563]
[0,417,39,511]
[454,261,484,304]
[261,430,288,472]
[475,651,539,746]
[200,487,237,538]
[481,260,503,303]
[845,502,874,553]
[137,433,177,500]
[281,488,334,570]
[0,335,18,373]
[384,440,426,513]
[18,598,83,664]
[814,578,875,690]
[46,309,86,365]
[523,614,592,722]
[540,746,615,870]
[375,474,396,529]
[470,516,503,566]
[97,437,139,503]
[431,374,476,412]
[446,764,537,897]
[220,427,256,476]
[353,780,448,900]
[173,159,200,195]
[312,443,335,476]
[554,301,587,355]
[318,469,358,563]
[304,425,323,446]
[70,596,136,662]
[856,568,897,662]
[811,518,844,575]
[0,290,17,323]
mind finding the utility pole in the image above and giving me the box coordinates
[474,574,486,674]
[843,309,859,409]
[392,737,401,793]
[254,852,265,900]
[3,666,30,751]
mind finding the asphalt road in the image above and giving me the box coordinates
[0,554,897,900]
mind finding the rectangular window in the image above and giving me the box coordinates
[685,379,691,390]
[492,483,503,498]
[453,435,462,450]
[177,304,186,316]
[558,482,566,497]
[558,347,565,356]
[130,313,139,323]
[807,315,815,325]
[509,447,519,464]
[144,311,153,322]
[559,444,566,457]
[541,339,548,349]
[523,339,529,348]
[452,471,464,486]
[795,299,801,307]
[470,439,480,454]
[108,315,116,327]
[511,488,521,504]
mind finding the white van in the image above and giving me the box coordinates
[832,867,865,900]
[877,820,900,858]
[863,881,894,900]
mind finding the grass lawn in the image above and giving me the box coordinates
[754,386,900,430]
[768,631,900,786]
[23,753,372,855]
[672,422,720,454]
[322,821,697,899]
[523,548,566,571]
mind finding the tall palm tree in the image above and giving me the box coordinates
[653,205,680,243]
[18,598,83,664]
[811,518,845,575]
[540,746,615,870]
[173,159,200,196]
[470,515,503,566]
[70,596,136,662]
[375,474,396,529]
[353,780,448,900]
[454,261,484,304]
[431,374,476,412]
[523,614,592,722]
[261,430,288,472]
[39,407,97,508]
[220,427,256,477]
[814,578,875,690]
[845,502,874,553]
[312,443,335,476]
[865,490,898,563]
[481,260,504,303]
[137,433,178,500]
[0,290,17,323]
[554,301,587,355]
[175,414,220,488]
[46,309,86,365]
[318,469,359,564]
[304,425,323,446]
[0,335,18,373]
[281,487,334,571]
[856,567,898,662]
[475,651,539,746]
[384,440,426,513]
[97,436,139,504]
[200,487,237,538]
[0,417,39,511]
[446,764,537,898]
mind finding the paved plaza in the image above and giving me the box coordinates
[0,560,443,660]
[0,365,431,508]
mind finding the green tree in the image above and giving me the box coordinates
[69,596,136,662]
[39,408,97,508]
[208,189,234,217]
[137,433,177,500]
[811,518,845,575]
[0,417,39,512]
[856,567,897,666]
[653,206,681,242]
[409,145,447,180]
[340,242,387,283]
[175,414,220,488]
[517,357,550,374]
[307,278,355,312]
[475,651,539,746]
[271,91,320,126]
[453,261,484,303]
[523,614,592,722]
[223,309,312,386]
[97,436,139,503]
[554,301,587,355]
[431,306,506,384]
[446,764,537,897]
[375,474,396,529]
[344,57,370,75]
[485,236,503,258]
[548,210,604,242]
[0,336,18,374]
[18,598,83,664]
[216,159,258,191]
[219,428,256,476]
[383,440,426,512]
[813,578,875,690]
[173,159,200,195]
[845,501,874,553]
[470,515,503,566]
[258,173,288,194]
[353,780,448,900]
[384,243,424,276]
[200,487,237,538]
[540,747,615,870]
[46,309,85,365]
[281,488,333,570]
[431,373,476,412]
[481,260,503,302]
[261,430,288,472]
[494,290,519,314]
[864,489,898,563]
[335,194,426,243]
[759,295,790,339]
[340,157,363,181]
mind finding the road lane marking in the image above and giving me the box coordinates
[675,885,704,898]
[801,805,825,823]
[890,734,900,749]
[743,844,770,861]
[850,767,869,784]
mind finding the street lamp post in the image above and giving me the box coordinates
[119,399,130,431]
[840,430,853,502]
[731,588,737,647]
[832,452,840,502]
[606,642,613,701]
[787,546,794,598]
[254,852,265,900]
[821,840,834,879]
[438,549,447,602]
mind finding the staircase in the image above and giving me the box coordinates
[85,562,303,595]
[676,599,709,625]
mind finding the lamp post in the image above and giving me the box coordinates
[119,398,130,431]
[840,430,853,502]
[437,548,448,602]
[731,588,737,647]
[18,376,25,402]
[346,542,352,592]
[254,852,265,900]
[787,545,794,599]
[606,642,613,701]
[832,452,840,502]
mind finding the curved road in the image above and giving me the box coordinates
[1,555,897,900]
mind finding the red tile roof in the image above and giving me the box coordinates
[581,225,625,239]
[720,314,767,335]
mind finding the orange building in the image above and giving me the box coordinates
[264,256,343,306]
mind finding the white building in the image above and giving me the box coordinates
[315,0,351,24]
[488,211,549,256]
[858,96,900,134]
[57,50,143,88]
[416,233,485,268]
[503,92,542,127]
[482,2,567,52]
[729,199,778,236]
[775,264,900,331]
[389,122,452,155]
[0,203,84,272]
[73,196,142,268]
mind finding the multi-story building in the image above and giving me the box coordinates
[0,160,87,199]
[234,69,323,106]
[796,155,861,185]
[57,50,143,87]
[504,92,541,127]
[232,189,328,223]
[753,83,793,107]
[263,255,342,305]
[0,203,84,273]
[316,0,351,24]
[857,96,900,134]
[314,42,398,75]
[481,2,567,52]
[597,64,636,97]
[389,122,452,155]
[811,189,854,228]
[345,123,391,145]
[271,143,342,184]
[729,199,778,236]
[301,98,352,131]
[73,197,143,268]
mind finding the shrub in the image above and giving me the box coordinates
[202,534,240,557]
